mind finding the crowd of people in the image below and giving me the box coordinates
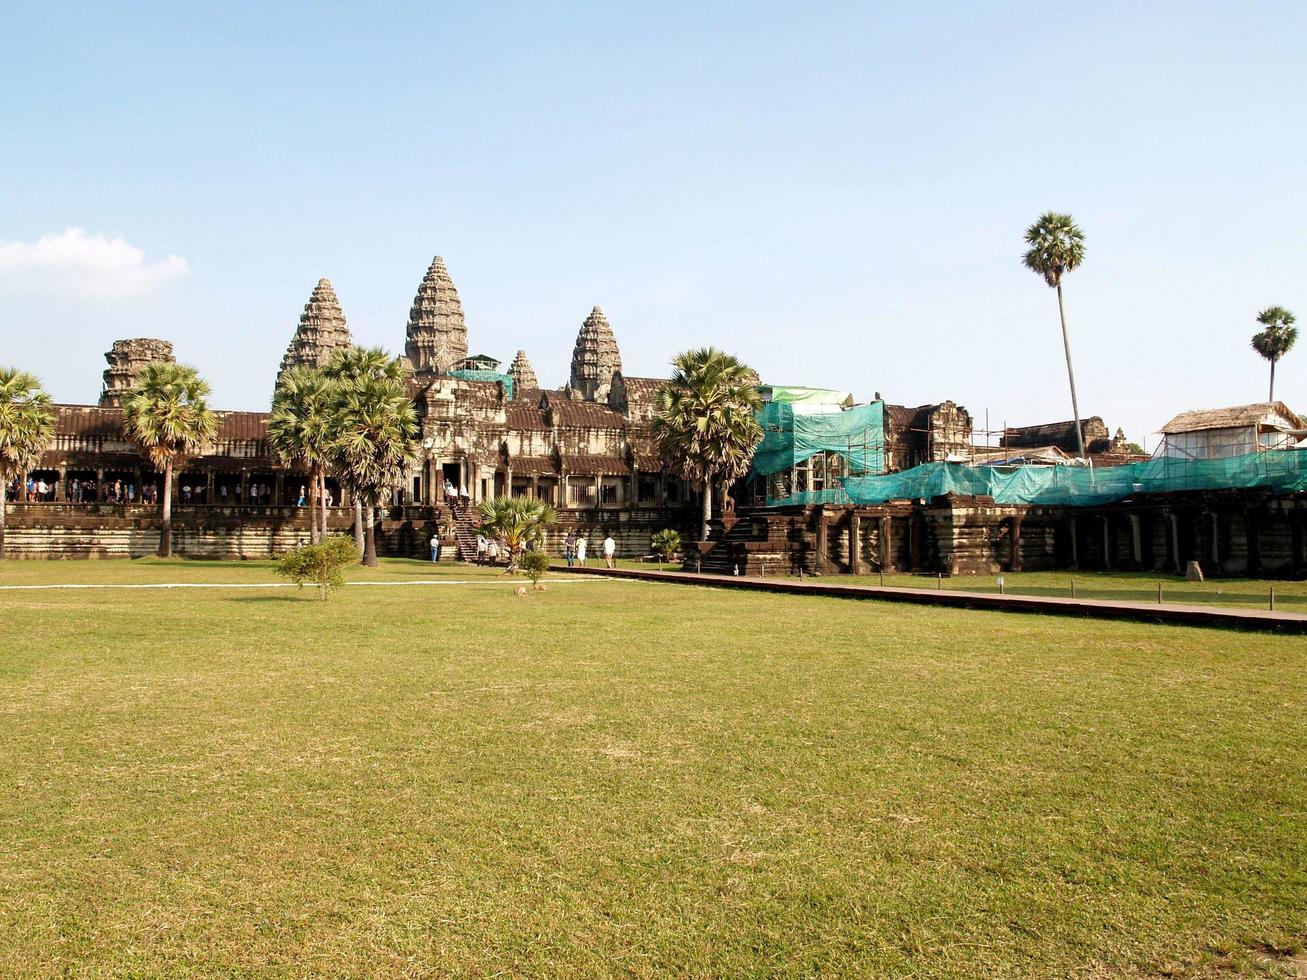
[563,530,617,568]
[4,475,341,507]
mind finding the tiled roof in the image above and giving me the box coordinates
[562,454,630,475]
[507,455,558,475]
[620,376,665,401]
[506,402,549,431]
[549,400,626,428]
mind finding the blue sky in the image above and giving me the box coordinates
[3,1,1305,449]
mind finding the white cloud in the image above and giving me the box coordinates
[0,228,189,298]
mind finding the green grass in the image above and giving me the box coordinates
[1,558,1305,976]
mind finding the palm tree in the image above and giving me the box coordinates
[0,368,56,559]
[122,362,218,558]
[1251,306,1298,402]
[269,366,336,544]
[1023,211,1088,459]
[324,346,409,556]
[652,347,763,541]
[326,352,418,567]
[476,496,557,570]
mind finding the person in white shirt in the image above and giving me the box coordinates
[602,533,616,568]
[576,535,587,566]
[476,534,487,566]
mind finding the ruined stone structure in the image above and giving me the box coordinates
[405,256,468,374]
[567,306,622,402]
[883,401,972,469]
[278,278,352,383]
[99,339,175,408]
[507,350,538,393]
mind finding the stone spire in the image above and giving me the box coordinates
[405,255,468,374]
[278,278,352,383]
[100,338,175,408]
[568,306,622,402]
[507,350,538,395]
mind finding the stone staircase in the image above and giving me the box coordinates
[690,506,820,576]
[448,498,480,562]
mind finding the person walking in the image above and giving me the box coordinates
[476,533,487,566]
[487,538,500,568]
[602,532,616,569]
[576,535,587,566]
[564,530,576,568]
[430,532,441,563]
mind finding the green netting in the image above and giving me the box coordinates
[752,401,884,477]
[837,450,1307,507]
[448,369,513,399]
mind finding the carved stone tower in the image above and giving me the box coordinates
[568,306,622,402]
[405,255,468,374]
[100,338,176,408]
[507,350,538,395]
[278,278,352,384]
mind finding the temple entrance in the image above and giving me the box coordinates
[442,463,461,500]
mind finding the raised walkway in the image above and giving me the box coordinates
[552,565,1307,633]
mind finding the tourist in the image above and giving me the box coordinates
[325,488,334,508]
[576,534,588,566]
[476,533,487,566]
[430,533,441,563]
[298,485,307,506]
[37,479,49,501]
[603,532,616,568]
[565,530,576,567]
[183,485,193,504]
[487,537,500,567]
[71,479,81,503]
[127,483,135,503]
[459,483,469,501]
[113,480,123,504]
[220,485,228,503]
[444,479,456,501]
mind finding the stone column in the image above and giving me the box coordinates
[58,465,68,501]
[1168,511,1181,573]
[1130,514,1143,568]
[206,470,216,506]
[274,473,284,507]
[1208,511,1219,566]
[1245,507,1260,575]
[879,515,891,572]
[1069,515,1079,569]
[1009,512,1023,572]
[96,468,105,503]
[849,511,862,575]
[1100,515,1111,570]
[814,506,828,575]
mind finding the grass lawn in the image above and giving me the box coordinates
[1,558,1304,976]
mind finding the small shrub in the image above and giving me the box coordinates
[651,528,682,568]
[519,548,551,589]
[274,536,360,600]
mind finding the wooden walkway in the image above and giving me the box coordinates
[553,565,1307,633]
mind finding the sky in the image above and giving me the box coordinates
[3,1,1305,452]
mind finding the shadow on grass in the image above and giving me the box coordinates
[227,595,308,604]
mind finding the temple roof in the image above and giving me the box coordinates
[278,279,352,382]
[508,350,538,394]
[405,255,468,374]
[568,306,622,401]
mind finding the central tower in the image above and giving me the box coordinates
[405,255,468,374]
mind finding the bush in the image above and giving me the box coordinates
[651,528,682,567]
[518,548,551,588]
[274,536,360,599]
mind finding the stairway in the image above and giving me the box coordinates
[448,498,480,562]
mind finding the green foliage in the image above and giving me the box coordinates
[273,536,360,599]
[269,366,336,472]
[1022,211,1085,288]
[1251,306,1298,399]
[0,367,55,484]
[518,548,551,586]
[651,528,682,564]
[476,496,558,568]
[323,347,419,508]
[652,348,762,491]
[121,362,219,472]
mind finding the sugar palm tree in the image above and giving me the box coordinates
[1251,306,1297,402]
[269,366,336,544]
[652,347,763,541]
[1023,211,1088,458]
[122,362,218,558]
[476,496,557,570]
[0,368,56,559]
[326,352,418,567]
[324,346,409,555]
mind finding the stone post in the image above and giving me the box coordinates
[58,465,68,501]
[878,515,891,572]
[814,506,828,575]
[1009,512,1023,572]
[1100,515,1111,570]
[1130,514,1143,568]
[1069,515,1079,569]
[1168,511,1181,573]
[1245,507,1260,575]
[206,470,216,506]
[1208,511,1219,567]
[849,511,862,575]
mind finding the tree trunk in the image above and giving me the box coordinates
[363,498,378,567]
[353,496,364,556]
[308,464,319,546]
[1269,358,1277,402]
[700,477,713,541]
[1056,282,1087,459]
[159,459,173,558]
[0,477,8,560]
[319,472,329,539]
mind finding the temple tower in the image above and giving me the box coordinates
[100,338,175,408]
[507,350,538,395]
[568,306,622,402]
[405,255,468,374]
[278,278,352,384]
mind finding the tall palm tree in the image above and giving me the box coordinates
[476,496,557,570]
[122,362,218,558]
[1023,211,1088,459]
[0,368,56,559]
[1251,306,1298,402]
[269,366,336,544]
[326,354,418,567]
[324,346,409,556]
[652,347,763,541]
